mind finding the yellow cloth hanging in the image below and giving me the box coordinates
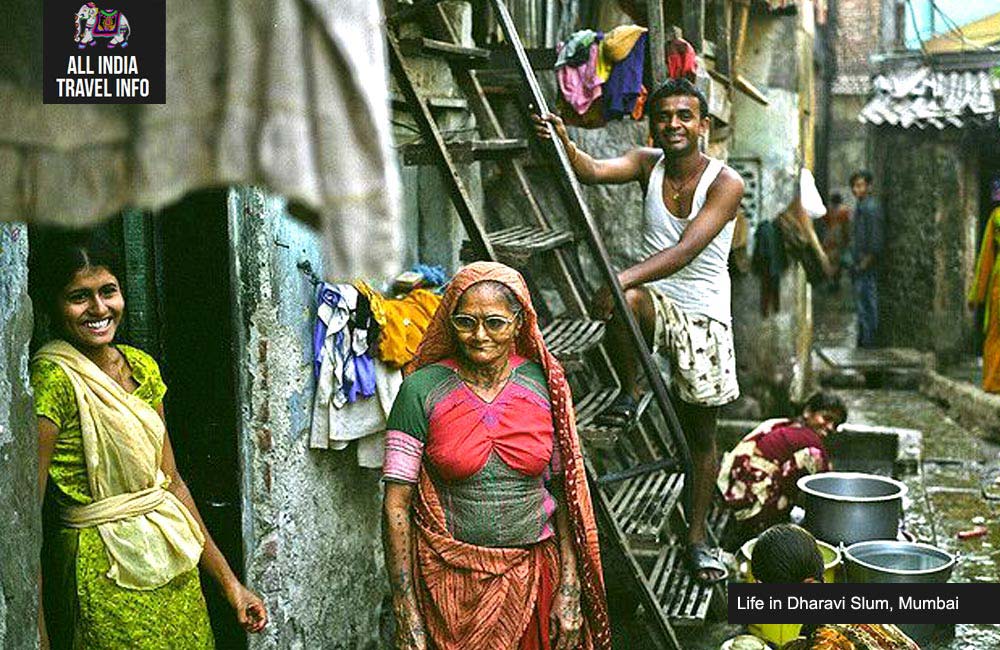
[969,207,999,392]
[33,341,205,590]
[602,25,647,63]
[377,289,442,368]
[596,40,613,82]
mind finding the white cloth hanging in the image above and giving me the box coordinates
[310,358,402,469]
[0,0,401,280]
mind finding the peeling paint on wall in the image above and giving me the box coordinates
[228,188,386,649]
[0,222,40,649]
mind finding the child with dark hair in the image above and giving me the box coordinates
[717,393,847,539]
[29,232,268,647]
[750,524,824,584]
[821,192,850,290]
[753,525,920,649]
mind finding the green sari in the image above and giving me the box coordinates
[32,345,215,649]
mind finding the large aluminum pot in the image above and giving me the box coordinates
[844,540,956,645]
[798,472,907,545]
[844,540,955,584]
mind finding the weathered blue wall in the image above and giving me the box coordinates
[0,223,39,649]
[228,188,385,649]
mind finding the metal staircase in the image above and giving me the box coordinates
[387,1,730,646]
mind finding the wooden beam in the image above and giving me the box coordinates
[715,0,732,78]
[683,0,705,53]
[733,0,751,72]
[648,0,668,87]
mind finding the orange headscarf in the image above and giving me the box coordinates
[405,262,611,650]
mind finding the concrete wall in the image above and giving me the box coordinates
[728,13,812,410]
[228,188,385,650]
[827,94,869,204]
[0,223,39,649]
[871,128,979,360]
[826,0,881,197]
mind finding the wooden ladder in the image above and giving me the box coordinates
[387,1,730,645]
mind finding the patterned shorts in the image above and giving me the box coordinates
[648,287,739,407]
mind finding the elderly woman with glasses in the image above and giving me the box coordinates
[380,262,610,650]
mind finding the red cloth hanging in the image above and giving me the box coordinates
[666,37,697,81]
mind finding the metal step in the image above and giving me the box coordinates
[401,138,528,165]
[460,225,573,266]
[398,37,490,65]
[646,545,716,626]
[609,470,685,548]
[541,318,605,369]
[575,389,653,448]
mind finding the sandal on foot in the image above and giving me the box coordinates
[594,393,639,428]
[686,543,729,585]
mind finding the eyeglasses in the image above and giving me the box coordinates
[450,312,521,334]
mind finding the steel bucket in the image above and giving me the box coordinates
[844,540,956,644]
[844,540,955,584]
[798,472,907,545]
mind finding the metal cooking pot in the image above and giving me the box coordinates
[798,472,907,545]
[844,540,957,645]
[844,540,955,584]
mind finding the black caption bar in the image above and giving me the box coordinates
[728,583,1000,624]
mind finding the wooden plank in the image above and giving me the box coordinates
[715,0,732,77]
[648,0,668,88]
[398,37,491,64]
[597,458,682,485]
[683,0,706,53]
[401,139,529,165]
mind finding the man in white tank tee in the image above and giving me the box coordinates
[535,78,744,583]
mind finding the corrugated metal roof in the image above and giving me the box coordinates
[858,66,999,129]
[924,11,1000,54]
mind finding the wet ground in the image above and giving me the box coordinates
[677,287,1000,649]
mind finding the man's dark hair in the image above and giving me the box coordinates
[830,192,843,205]
[752,524,825,584]
[804,391,847,425]
[850,170,873,185]
[647,78,709,121]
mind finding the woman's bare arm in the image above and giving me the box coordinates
[37,417,58,650]
[383,481,426,650]
[157,403,268,633]
[550,479,582,650]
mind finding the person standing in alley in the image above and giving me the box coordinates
[534,78,744,584]
[968,176,1000,393]
[821,192,850,292]
[850,170,884,348]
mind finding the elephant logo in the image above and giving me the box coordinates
[74,3,131,49]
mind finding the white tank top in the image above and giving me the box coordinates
[638,155,734,325]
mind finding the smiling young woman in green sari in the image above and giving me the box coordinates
[30,233,267,649]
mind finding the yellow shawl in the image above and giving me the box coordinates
[35,341,205,590]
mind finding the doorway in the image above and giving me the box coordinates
[26,192,247,648]
[154,190,246,650]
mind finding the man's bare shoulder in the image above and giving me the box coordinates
[710,163,746,197]
[629,147,662,181]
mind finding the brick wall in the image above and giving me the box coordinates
[833,0,883,90]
